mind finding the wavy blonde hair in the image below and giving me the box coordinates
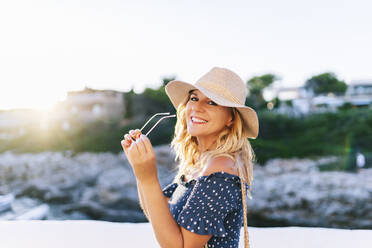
[170,93,256,197]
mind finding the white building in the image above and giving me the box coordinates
[344,80,372,107]
[62,87,125,123]
[268,80,372,116]
[266,86,311,116]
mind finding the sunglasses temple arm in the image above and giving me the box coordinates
[145,115,176,136]
[140,112,170,132]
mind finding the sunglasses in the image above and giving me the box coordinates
[131,112,176,140]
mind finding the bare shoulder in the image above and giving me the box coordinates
[202,155,238,177]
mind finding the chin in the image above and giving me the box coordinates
[186,127,204,137]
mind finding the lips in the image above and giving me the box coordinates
[191,116,208,124]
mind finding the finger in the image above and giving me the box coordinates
[121,137,131,149]
[122,134,134,149]
[129,130,137,141]
[135,135,147,154]
[127,140,139,158]
[141,134,154,156]
[130,129,141,140]
[120,139,126,148]
[124,133,133,141]
[134,129,141,139]
[121,140,132,154]
[124,134,133,146]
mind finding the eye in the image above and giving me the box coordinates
[189,96,198,101]
[208,100,217,106]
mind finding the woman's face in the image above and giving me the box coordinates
[185,89,233,142]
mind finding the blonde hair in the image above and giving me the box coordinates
[170,94,256,197]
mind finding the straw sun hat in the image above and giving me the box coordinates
[165,67,259,139]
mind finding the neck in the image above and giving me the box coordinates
[197,137,217,153]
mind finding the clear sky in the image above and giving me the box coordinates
[0,0,371,110]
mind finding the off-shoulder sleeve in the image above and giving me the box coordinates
[162,182,178,198]
[176,175,239,237]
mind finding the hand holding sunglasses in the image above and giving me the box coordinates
[122,112,176,144]
[121,112,176,183]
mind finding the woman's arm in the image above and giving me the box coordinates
[122,131,210,248]
[140,178,184,248]
[137,180,170,222]
[136,180,150,221]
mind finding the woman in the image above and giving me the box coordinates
[121,67,259,248]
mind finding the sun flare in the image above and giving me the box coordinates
[0,90,67,112]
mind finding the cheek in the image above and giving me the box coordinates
[185,101,191,110]
[185,104,191,117]
[215,111,232,127]
[217,108,230,119]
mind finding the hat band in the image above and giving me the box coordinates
[197,81,243,105]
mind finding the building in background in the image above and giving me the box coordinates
[344,80,372,107]
[62,87,125,123]
[0,87,126,137]
[270,80,372,116]
[52,87,125,131]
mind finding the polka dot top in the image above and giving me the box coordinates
[162,171,249,248]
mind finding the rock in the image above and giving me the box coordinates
[248,157,372,229]
[96,167,139,209]
[0,193,14,213]
[0,150,371,228]
[15,204,49,220]
[0,149,177,222]
[62,202,146,222]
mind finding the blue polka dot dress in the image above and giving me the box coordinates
[162,171,250,248]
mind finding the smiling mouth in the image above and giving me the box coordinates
[191,116,208,124]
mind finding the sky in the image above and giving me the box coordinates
[0,0,371,110]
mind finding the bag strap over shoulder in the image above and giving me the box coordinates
[240,174,250,248]
[237,155,251,248]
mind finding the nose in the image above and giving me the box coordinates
[191,100,204,112]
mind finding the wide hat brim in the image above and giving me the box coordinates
[165,80,259,139]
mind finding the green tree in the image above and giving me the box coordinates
[246,74,279,109]
[161,77,175,87]
[143,76,175,106]
[123,88,135,119]
[305,72,347,96]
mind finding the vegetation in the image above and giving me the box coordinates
[305,72,347,96]
[1,72,370,171]
[252,108,372,166]
[2,105,371,170]
[245,74,280,109]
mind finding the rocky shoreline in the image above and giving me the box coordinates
[0,146,371,229]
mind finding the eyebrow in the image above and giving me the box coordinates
[188,89,197,95]
[188,90,218,104]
